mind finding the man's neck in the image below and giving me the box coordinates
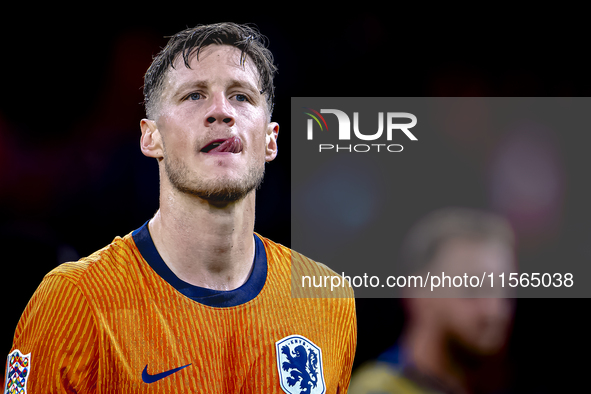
[402,325,471,394]
[148,190,257,291]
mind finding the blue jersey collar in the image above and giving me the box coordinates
[132,220,267,308]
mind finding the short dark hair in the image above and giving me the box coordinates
[143,22,277,119]
[400,207,515,275]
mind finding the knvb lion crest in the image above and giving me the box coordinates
[4,349,31,394]
[276,335,325,394]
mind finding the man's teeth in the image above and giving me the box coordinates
[202,137,242,153]
[202,142,222,152]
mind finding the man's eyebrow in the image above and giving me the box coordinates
[173,80,208,95]
[226,79,261,94]
[173,79,261,95]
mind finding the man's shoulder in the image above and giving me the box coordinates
[46,233,137,287]
[349,361,427,394]
[257,234,354,299]
[256,233,342,276]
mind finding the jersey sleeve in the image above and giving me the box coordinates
[338,297,357,393]
[6,272,98,393]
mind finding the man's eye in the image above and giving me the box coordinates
[235,94,248,102]
[187,93,201,100]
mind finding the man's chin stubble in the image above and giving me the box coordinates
[164,156,265,203]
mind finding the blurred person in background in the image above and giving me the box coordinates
[349,207,516,394]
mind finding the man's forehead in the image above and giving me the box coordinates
[436,236,514,271]
[166,44,260,88]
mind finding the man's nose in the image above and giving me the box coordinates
[204,94,235,127]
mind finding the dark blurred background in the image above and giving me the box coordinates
[1,7,589,392]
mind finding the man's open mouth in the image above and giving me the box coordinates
[201,136,243,153]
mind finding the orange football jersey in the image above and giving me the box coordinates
[6,221,356,393]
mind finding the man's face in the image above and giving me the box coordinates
[141,44,279,202]
[417,237,516,355]
[439,238,515,354]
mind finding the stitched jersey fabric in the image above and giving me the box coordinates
[6,221,356,393]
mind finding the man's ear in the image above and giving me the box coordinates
[140,119,163,159]
[265,122,279,162]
